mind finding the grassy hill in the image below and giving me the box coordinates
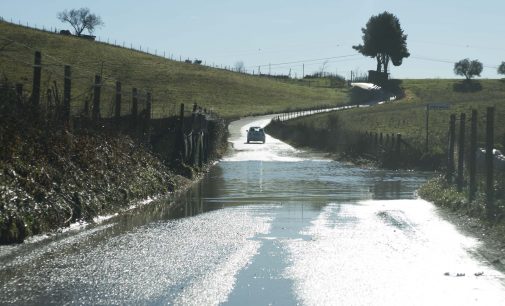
[281,79,505,154]
[0,21,348,118]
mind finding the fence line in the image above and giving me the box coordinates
[0,18,352,82]
[273,104,358,122]
[445,107,505,219]
[0,18,253,76]
[1,50,219,169]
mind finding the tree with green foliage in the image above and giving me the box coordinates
[454,59,483,80]
[353,11,410,74]
[498,62,505,76]
[57,8,103,36]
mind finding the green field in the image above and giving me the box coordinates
[0,21,348,118]
[284,79,505,153]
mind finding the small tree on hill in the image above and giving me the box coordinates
[57,8,103,36]
[498,62,505,76]
[235,61,245,73]
[454,58,483,80]
[353,11,410,74]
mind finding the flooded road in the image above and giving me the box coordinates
[1,114,505,305]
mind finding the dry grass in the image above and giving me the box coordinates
[0,21,348,119]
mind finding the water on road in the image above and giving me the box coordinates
[1,114,505,305]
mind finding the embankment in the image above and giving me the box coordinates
[266,114,441,170]
[0,89,227,244]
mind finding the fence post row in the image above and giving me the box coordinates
[441,108,496,219]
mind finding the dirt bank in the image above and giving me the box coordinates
[0,87,227,244]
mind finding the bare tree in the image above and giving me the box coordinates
[57,8,103,36]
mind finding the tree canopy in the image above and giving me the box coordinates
[57,8,103,36]
[353,11,410,74]
[454,59,483,80]
[498,62,505,76]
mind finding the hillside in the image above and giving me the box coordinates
[0,21,348,118]
[279,79,505,154]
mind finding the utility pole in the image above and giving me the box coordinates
[269,63,271,75]
[302,64,304,78]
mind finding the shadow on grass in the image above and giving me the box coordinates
[453,80,483,92]
[383,79,405,99]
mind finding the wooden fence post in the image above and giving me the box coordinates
[396,133,401,156]
[178,103,185,160]
[203,116,209,164]
[457,113,466,191]
[63,65,71,125]
[15,83,23,104]
[145,92,152,142]
[469,110,477,202]
[115,81,121,121]
[197,132,203,168]
[31,51,41,106]
[447,114,456,183]
[131,88,138,118]
[485,107,495,218]
[92,75,101,121]
[146,92,152,121]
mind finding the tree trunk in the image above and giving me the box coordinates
[383,54,390,75]
[376,57,382,73]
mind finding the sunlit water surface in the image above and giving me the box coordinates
[1,114,504,305]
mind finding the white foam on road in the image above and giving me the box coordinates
[284,199,505,306]
[174,239,261,306]
[224,115,305,162]
[0,205,273,305]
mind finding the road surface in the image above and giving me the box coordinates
[1,114,504,305]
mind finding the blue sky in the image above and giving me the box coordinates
[1,0,504,79]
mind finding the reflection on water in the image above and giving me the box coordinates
[184,160,429,212]
[3,113,503,305]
